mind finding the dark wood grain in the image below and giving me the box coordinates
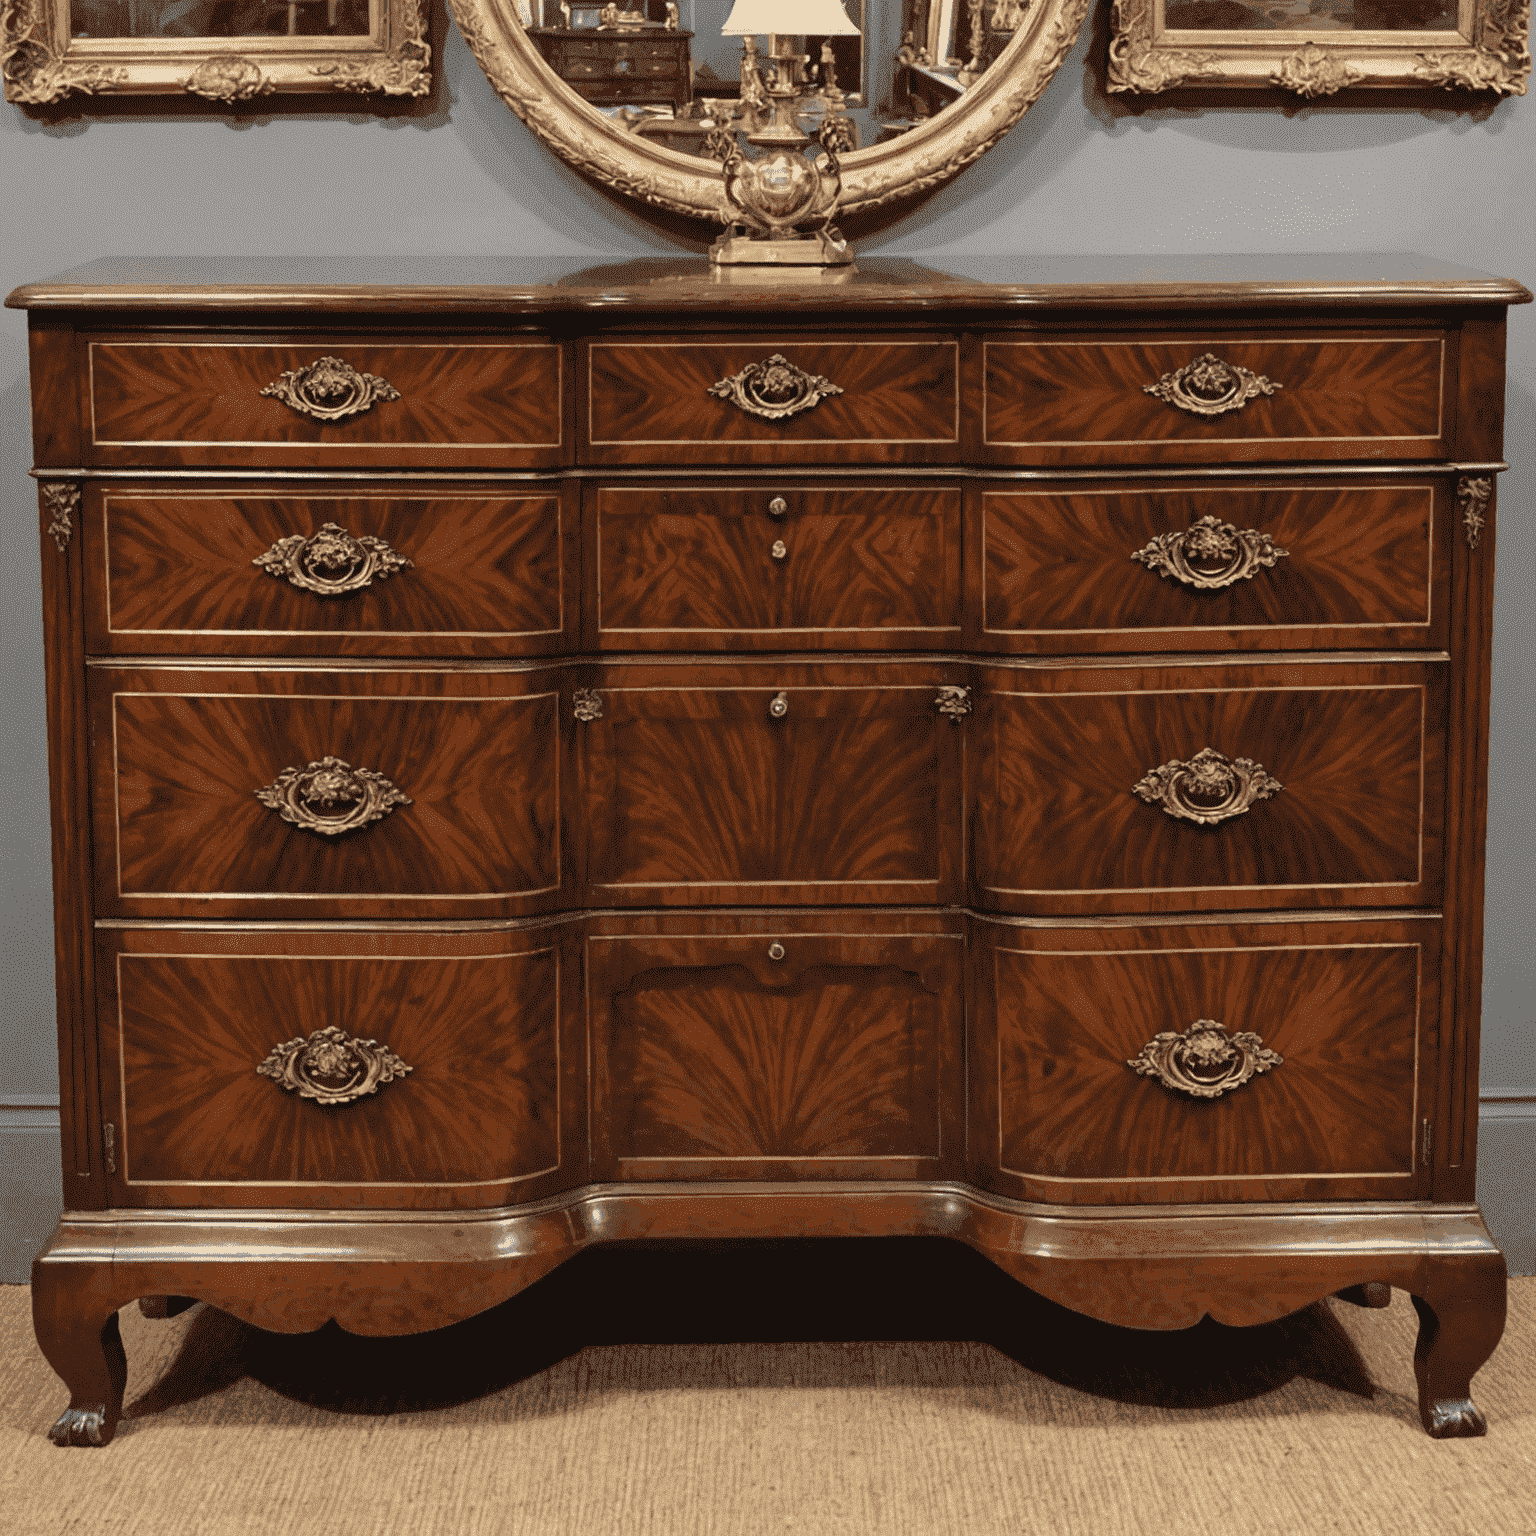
[983,333,1447,466]
[85,484,573,657]
[86,336,563,469]
[98,929,564,1208]
[580,660,963,907]
[91,666,567,920]
[975,478,1447,654]
[979,917,1434,1202]
[971,658,1445,915]
[27,319,80,465]
[589,924,961,1180]
[590,482,961,650]
[583,337,960,465]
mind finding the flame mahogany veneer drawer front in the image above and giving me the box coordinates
[582,337,961,464]
[85,337,564,468]
[982,333,1449,466]
[973,916,1440,1206]
[969,657,1445,915]
[89,666,569,920]
[85,484,575,657]
[578,660,966,907]
[586,914,964,1182]
[975,477,1448,654]
[97,926,580,1211]
[590,481,962,650]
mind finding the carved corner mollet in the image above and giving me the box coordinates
[41,483,78,552]
[312,1,431,97]
[2,0,126,103]
[1272,43,1364,98]
[1416,0,1531,94]
[1107,0,1220,93]
[1458,477,1493,549]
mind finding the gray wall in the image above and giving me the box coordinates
[2,10,1532,1279]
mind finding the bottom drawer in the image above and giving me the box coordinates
[587,913,964,1181]
[98,927,579,1210]
[974,915,1439,1205]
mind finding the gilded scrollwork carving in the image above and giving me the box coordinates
[41,483,79,552]
[1107,0,1219,93]
[255,756,411,837]
[708,356,843,422]
[254,523,413,595]
[261,357,402,424]
[1144,354,1282,419]
[2,0,126,103]
[1128,1019,1282,1100]
[573,688,604,722]
[1130,515,1289,591]
[1416,0,1530,93]
[1271,43,1363,98]
[1133,746,1282,827]
[185,56,273,103]
[256,1025,413,1107]
[1458,477,1493,549]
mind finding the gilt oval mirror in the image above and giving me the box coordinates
[448,0,1089,224]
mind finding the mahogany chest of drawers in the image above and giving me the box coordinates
[11,254,1528,1445]
[529,27,693,111]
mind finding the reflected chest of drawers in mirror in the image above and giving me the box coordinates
[13,255,1528,1446]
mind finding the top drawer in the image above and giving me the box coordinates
[84,335,565,469]
[583,336,961,465]
[982,332,1450,466]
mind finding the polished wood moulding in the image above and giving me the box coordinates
[15,258,1526,1447]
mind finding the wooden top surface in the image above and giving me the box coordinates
[7,254,1531,315]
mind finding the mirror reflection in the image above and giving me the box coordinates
[521,0,1031,160]
[70,0,370,38]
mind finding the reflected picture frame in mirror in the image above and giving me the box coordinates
[2,0,430,102]
[1109,0,1530,96]
[448,0,1091,223]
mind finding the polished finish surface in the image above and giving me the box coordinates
[18,259,1525,1444]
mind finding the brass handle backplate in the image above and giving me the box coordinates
[768,497,789,519]
[1128,1019,1282,1099]
[1130,515,1288,591]
[254,522,412,595]
[1143,353,1282,419]
[1133,746,1281,826]
[936,685,972,718]
[260,356,401,423]
[573,688,603,722]
[255,755,410,836]
[707,354,843,421]
[257,1025,412,1106]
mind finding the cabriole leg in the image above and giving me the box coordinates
[1410,1259,1507,1438]
[31,1259,130,1447]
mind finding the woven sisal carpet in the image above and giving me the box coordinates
[1,1240,1531,1536]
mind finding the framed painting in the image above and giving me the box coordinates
[2,0,430,103]
[1108,0,1530,96]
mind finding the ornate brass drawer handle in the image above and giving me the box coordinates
[257,1025,412,1106]
[253,522,412,596]
[707,354,843,421]
[1128,1019,1282,1100]
[1133,746,1282,826]
[1130,515,1289,591]
[1143,353,1282,419]
[260,356,401,423]
[255,755,411,836]
[573,688,603,722]
[936,685,972,718]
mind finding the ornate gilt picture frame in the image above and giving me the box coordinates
[2,0,430,104]
[1109,0,1530,96]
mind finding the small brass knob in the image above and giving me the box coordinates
[768,942,786,961]
[771,539,788,561]
[768,497,788,519]
[769,691,789,719]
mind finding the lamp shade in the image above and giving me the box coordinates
[720,0,859,35]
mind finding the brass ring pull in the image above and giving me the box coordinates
[767,942,786,961]
[771,539,788,561]
[253,522,412,596]
[259,356,401,423]
[1143,353,1282,419]
[768,497,789,519]
[1133,746,1281,826]
[769,691,789,719]
[257,1026,412,1106]
[255,756,410,836]
[1130,515,1288,591]
[1128,1019,1282,1100]
[707,355,843,421]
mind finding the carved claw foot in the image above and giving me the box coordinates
[47,1405,114,1447]
[1423,1396,1488,1439]
[1410,1270,1503,1440]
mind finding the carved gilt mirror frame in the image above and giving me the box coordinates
[1109,0,1530,97]
[2,0,429,104]
[447,0,1090,221]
